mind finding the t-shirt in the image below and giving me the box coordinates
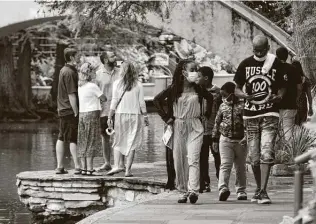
[57,64,79,117]
[234,55,286,119]
[278,63,302,109]
[95,66,120,117]
[78,82,103,113]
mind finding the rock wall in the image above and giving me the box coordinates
[146,1,293,69]
[17,171,165,223]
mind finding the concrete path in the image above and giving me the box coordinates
[79,160,314,224]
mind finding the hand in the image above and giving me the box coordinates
[268,94,282,103]
[107,118,113,129]
[144,116,149,126]
[212,142,219,153]
[74,112,78,117]
[245,94,256,101]
[308,107,314,117]
[166,118,174,125]
[239,137,247,146]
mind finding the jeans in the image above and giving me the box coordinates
[245,116,279,166]
[218,135,247,193]
[279,109,297,142]
[200,135,221,190]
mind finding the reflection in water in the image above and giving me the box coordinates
[0,114,165,224]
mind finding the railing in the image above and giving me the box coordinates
[293,149,316,224]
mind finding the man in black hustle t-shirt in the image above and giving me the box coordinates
[276,47,302,141]
[234,35,286,205]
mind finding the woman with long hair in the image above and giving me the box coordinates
[78,62,106,175]
[153,59,213,204]
[107,62,149,177]
[292,59,314,125]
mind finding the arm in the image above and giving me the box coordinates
[212,105,223,142]
[138,82,147,115]
[199,87,213,118]
[65,72,79,116]
[92,83,107,103]
[233,61,254,100]
[108,81,119,119]
[69,93,78,117]
[153,86,172,123]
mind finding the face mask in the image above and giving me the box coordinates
[185,72,199,83]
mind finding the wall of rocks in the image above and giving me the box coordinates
[16,171,165,223]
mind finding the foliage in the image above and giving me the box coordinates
[242,1,293,34]
[275,125,316,164]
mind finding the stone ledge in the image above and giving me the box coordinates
[16,170,166,223]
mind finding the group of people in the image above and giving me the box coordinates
[55,48,148,178]
[54,34,313,206]
[154,34,313,205]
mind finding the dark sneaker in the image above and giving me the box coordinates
[219,189,230,201]
[205,185,211,193]
[237,192,247,200]
[189,192,198,204]
[177,194,188,203]
[251,188,261,203]
[258,190,271,204]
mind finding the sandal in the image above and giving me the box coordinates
[74,168,82,175]
[81,169,87,175]
[55,168,68,174]
[125,173,134,177]
[86,169,96,176]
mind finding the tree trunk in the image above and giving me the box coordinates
[292,1,316,84]
[0,36,26,119]
[50,42,67,112]
[16,36,34,110]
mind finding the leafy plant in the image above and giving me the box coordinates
[275,125,316,164]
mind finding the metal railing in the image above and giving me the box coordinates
[293,149,316,224]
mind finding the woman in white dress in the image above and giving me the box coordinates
[107,62,149,177]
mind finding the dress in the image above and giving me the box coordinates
[110,80,147,156]
[77,82,103,158]
[172,92,204,193]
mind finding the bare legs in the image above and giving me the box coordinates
[70,142,80,169]
[56,140,65,169]
[107,150,133,176]
[56,140,80,169]
[98,134,112,170]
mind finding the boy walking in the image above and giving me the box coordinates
[212,82,247,201]
[198,66,222,193]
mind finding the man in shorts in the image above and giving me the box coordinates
[234,35,286,204]
[95,51,121,171]
[55,48,81,174]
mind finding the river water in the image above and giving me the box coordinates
[0,114,165,224]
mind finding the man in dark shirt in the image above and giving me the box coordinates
[55,48,81,174]
[276,47,302,141]
[234,35,286,204]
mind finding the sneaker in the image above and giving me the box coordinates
[189,192,198,204]
[219,189,230,201]
[251,188,261,203]
[258,190,271,204]
[237,192,247,200]
[205,185,211,193]
[177,194,188,203]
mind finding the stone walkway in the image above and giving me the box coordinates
[78,160,314,224]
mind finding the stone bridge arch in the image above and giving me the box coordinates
[145,0,294,69]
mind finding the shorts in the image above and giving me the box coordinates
[245,116,279,166]
[100,116,108,136]
[58,114,79,144]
